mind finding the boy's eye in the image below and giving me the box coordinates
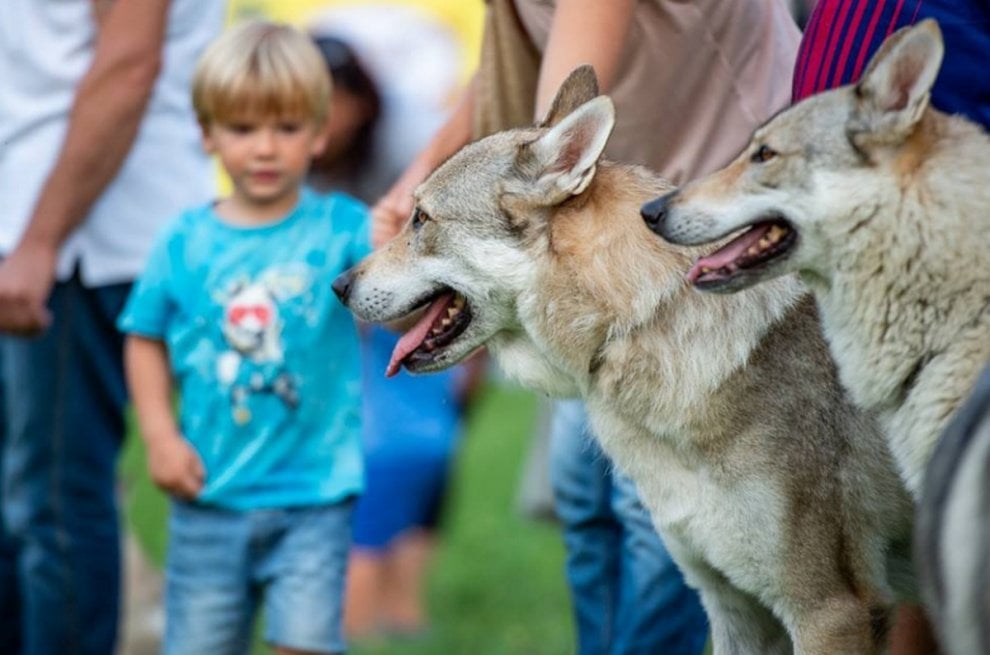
[751,144,778,163]
[277,122,304,133]
[228,123,255,134]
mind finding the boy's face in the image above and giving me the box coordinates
[203,114,327,211]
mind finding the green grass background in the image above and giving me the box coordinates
[120,383,576,655]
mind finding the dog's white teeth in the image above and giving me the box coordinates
[701,266,713,274]
[453,294,466,310]
[441,317,452,327]
[767,225,787,242]
[748,245,761,256]
[446,306,459,318]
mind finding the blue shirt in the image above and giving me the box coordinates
[119,190,372,510]
[793,0,990,130]
[361,324,464,459]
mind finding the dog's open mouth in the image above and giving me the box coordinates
[386,289,472,377]
[687,217,796,288]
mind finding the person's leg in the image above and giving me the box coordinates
[610,472,709,655]
[264,502,353,655]
[164,502,257,655]
[0,351,21,654]
[343,550,387,638]
[1,276,130,654]
[381,528,435,634]
[548,399,619,655]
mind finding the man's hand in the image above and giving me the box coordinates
[0,242,57,335]
[0,0,171,336]
[371,76,479,248]
[371,156,436,248]
[370,193,410,249]
[146,431,205,500]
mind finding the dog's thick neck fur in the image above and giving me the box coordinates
[494,162,806,435]
[808,110,990,494]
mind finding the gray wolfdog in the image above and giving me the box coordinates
[645,19,990,500]
[334,67,914,654]
[644,21,990,653]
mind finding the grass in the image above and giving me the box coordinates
[119,382,575,655]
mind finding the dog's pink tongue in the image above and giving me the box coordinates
[386,293,454,377]
[687,224,771,283]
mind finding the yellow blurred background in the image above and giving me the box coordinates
[228,0,484,81]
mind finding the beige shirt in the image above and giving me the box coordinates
[514,0,800,184]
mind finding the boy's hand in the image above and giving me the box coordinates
[147,432,205,500]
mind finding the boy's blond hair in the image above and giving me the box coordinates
[193,20,331,126]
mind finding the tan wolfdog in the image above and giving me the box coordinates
[645,20,990,501]
[334,67,914,654]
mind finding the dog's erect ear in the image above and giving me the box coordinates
[848,19,943,147]
[522,96,615,205]
[539,65,601,128]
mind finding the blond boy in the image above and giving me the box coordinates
[118,21,370,655]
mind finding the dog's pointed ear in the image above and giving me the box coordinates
[539,65,600,128]
[521,95,615,205]
[847,19,943,146]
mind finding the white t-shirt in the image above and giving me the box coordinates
[0,0,225,285]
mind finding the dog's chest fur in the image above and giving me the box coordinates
[812,114,990,495]
[489,190,911,609]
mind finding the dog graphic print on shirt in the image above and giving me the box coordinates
[216,267,310,425]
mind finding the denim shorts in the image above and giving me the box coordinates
[163,499,354,655]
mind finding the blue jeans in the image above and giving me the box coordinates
[165,500,354,655]
[0,274,131,655]
[549,399,709,655]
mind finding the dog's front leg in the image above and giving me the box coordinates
[677,559,791,655]
[788,597,892,655]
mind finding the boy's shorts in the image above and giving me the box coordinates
[163,498,354,655]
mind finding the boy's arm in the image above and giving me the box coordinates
[125,335,205,499]
[0,0,172,336]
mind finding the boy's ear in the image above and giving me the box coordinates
[539,65,601,129]
[847,19,944,147]
[311,121,330,158]
[200,122,217,154]
[519,95,615,206]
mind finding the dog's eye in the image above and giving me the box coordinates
[751,145,778,163]
[410,208,430,230]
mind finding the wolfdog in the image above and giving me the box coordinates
[644,20,990,501]
[334,67,914,654]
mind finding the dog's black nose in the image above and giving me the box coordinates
[332,268,354,304]
[641,193,674,234]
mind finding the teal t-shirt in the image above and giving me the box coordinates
[119,190,372,510]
